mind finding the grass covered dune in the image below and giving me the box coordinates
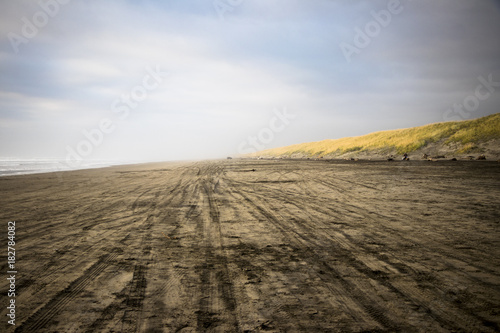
[250,113,500,159]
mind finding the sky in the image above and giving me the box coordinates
[1,0,499,163]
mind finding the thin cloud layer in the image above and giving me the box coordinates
[1,0,499,161]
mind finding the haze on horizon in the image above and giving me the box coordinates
[1,0,499,163]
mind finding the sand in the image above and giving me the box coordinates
[0,159,499,332]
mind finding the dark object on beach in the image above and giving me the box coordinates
[467,156,475,160]
[477,155,486,160]
[387,158,394,161]
[432,155,446,159]
[422,154,429,160]
[251,169,256,172]
[402,153,410,161]
[227,157,233,159]
[451,158,457,161]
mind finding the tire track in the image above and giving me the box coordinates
[15,252,119,333]
[263,179,496,332]
[81,175,178,331]
[225,178,404,331]
[315,176,500,278]
[13,185,165,305]
[121,265,148,332]
[195,166,240,332]
[123,165,202,332]
[227,165,499,332]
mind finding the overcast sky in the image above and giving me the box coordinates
[1,0,499,162]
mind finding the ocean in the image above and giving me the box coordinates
[0,159,132,177]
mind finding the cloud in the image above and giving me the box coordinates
[0,0,499,161]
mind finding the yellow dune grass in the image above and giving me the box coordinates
[250,113,500,157]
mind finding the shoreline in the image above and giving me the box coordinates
[0,160,182,178]
[0,160,123,178]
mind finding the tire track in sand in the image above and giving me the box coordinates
[196,165,240,332]
[15,252,119,333]
[225,178,402,331]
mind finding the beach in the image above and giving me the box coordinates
[1,159,499,332]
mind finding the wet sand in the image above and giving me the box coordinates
[1,159,499,332]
